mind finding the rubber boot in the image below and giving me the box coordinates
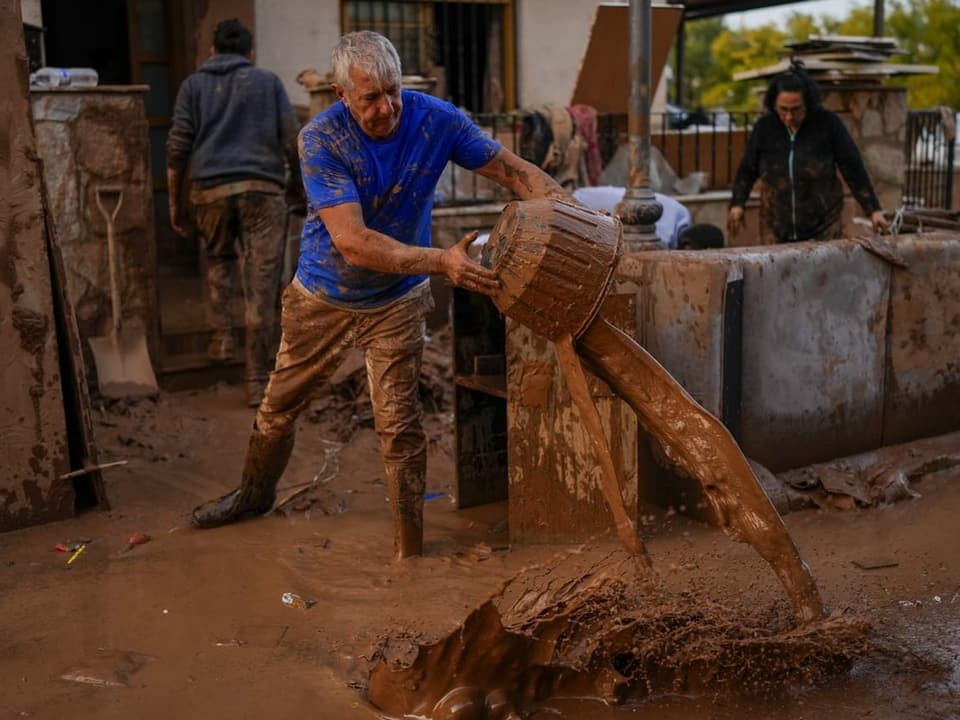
[244,326,275,408]
[385,465,426,559]
[192,428,295,528]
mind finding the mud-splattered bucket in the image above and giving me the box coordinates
[481,199,623,340]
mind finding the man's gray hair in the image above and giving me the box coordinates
[331,31,402,89]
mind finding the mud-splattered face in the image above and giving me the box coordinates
[774,90,806,133]
[335,66,402,140]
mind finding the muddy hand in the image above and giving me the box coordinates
[727,206,745,238]
[168,201,189,239]
[870,210,889,234]
[441,231,500,295]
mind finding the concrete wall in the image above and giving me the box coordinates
[251,1,670,112]
[617,235,960,474]
[516,0,609,107]
[254,0,340,108]
[31,88,159,385]
[20,0,40,27]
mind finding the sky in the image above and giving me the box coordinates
[728,0,870,28]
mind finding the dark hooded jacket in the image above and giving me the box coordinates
[730,107,881,242]
[166,53,298,189]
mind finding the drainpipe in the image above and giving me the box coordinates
[615,0,663,251]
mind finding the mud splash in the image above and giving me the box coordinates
[367,547,870,718]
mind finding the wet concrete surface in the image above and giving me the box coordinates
[0,384,958,719]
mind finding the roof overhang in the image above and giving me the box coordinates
[669,0,838,21]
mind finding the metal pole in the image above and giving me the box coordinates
[873,0,885,37]
[675,21,685,106]
[615,0,663,251]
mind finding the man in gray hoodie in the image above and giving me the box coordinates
[166,18,302,407]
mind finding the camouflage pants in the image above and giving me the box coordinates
[194,192,286,389]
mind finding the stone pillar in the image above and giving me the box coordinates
[821,85,907,228]
[31,87,159,383]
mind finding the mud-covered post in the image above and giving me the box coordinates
[615,0,663,251]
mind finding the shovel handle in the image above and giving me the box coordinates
[95,187,124,336]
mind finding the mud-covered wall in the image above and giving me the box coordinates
[31,88,158,382]
[507,295,639,544]
[618,235,960,474]
[1,1,73,530]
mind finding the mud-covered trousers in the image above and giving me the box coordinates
[255,279,434,557]
[194,191,286,401]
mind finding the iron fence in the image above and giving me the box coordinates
[434,108,958,213]
[434,110,758,207]
[904,109,956,210]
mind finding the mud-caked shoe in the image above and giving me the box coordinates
[191,486,275,529]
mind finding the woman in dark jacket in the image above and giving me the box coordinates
[728,61,888,243]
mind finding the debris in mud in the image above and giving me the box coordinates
[773,431,960,514]
[120,531,151,553]
[281,592,315,610]
[273,440,344,516]
[306,328,454,444]
[852,557,899,571]
[367,547,872,719]
[60,649,157,689]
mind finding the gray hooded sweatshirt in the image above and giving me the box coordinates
[166,53,298,189]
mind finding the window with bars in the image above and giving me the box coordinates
[342,0,513,114]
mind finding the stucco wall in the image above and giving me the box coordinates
[517,0,615,107]
[254,0,341,109]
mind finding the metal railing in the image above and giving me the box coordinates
[434,110,758,207]
[904,109,956,210]
[434,108,959,212]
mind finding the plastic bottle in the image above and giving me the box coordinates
[30,67,68,88]
[65,68,99,87]
[29,67,99,89]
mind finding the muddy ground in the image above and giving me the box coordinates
[1,367,958,719]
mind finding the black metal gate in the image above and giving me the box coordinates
[904,108,956,210]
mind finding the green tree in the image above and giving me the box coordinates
[674,17,726,109]
[701,24,788,111]
[821,6,875,36]
[785,12,821,44]
[887,0,960,108]
[676,0,959,111]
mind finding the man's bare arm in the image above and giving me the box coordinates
[474,147,571,201]
[319,202,499,294]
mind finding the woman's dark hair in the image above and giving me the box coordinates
[762,59,821,114]
[213,18,253,56]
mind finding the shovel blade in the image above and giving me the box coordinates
[88,329,159,399]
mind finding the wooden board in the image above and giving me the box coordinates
[570,4,683,114]
[1,1,74,531]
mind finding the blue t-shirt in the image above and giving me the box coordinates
[297,90,501,308]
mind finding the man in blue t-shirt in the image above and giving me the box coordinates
[192,31,570,558]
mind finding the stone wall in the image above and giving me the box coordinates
[31,87,159,382]
[821,85,907,225]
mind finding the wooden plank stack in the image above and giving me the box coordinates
[734,35,938,83]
